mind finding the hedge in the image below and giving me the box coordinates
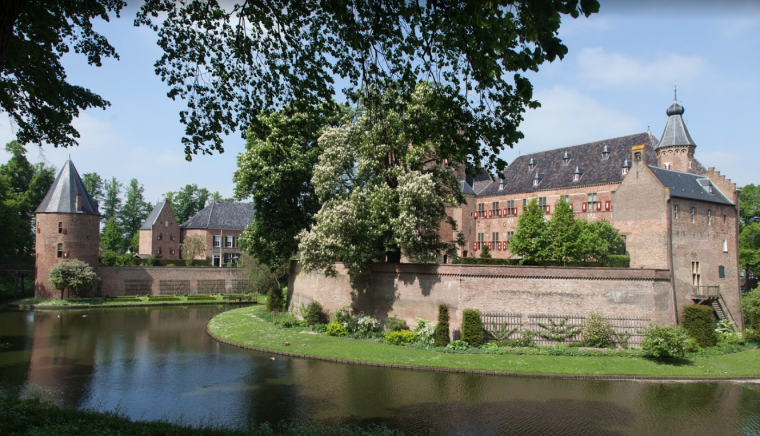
[461,309,484,347]
[681,305,717,348]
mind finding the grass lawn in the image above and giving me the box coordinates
[11,293,264,308]
[208,305,760,379]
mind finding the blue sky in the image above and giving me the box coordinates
[1,1,759,204]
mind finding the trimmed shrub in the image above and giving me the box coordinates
[461,309,484,347]
[582,313,613,348]
[605,255,630,268]
[479,244,492,259]
[304,301,327,325]
[641,324,690,358]
[325,321,348,337]
[384,316,408,332]
[385,330,417,345]
[266,286,285,311]
[681,305,716,348]
[435,304,450,347]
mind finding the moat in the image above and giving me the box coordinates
[1,305,759,436]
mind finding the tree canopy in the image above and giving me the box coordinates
[164,184,210,224]
[739,185,760,285]
[48,259,98,299]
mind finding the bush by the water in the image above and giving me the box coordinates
[384,316,408,332]
[412,318,436,344]
[266,286,286,311]
[385,330,417,345]
[681,305,716,348]
[641,324,690,358]
[461,309,484,347]
[435,304,450,347]
[582,313,613,348]
[304,301,327,325]
[325,321,348,337]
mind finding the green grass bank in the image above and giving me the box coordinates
[0,396,400,436]
[10,293,263,309]
[207,305,760,380]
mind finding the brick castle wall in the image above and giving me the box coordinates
[97,266,248,296]
[289,262,675,336]
[35,213,100,298]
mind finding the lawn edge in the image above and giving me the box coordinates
[206,307,760,383]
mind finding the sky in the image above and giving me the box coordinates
[1,1,759,204]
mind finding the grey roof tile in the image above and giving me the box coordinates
[647,166,733,205]
[657,101,696,149]
[180,202,255,230]
[35,160,99,215]
[140,201,166,230]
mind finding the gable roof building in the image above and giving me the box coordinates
[180,202,255,230]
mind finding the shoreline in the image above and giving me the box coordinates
[206,306,760,383]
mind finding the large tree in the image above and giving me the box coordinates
[120,178,150,246]
[740,184,760,231]
[82,172,105,206]
[1,1,125,149]
[509,198,552,264]
[48,259,98,299]
[137,0,599,168]
[100,177,122,224]
[295,83,465,276]
[165,184,210,224]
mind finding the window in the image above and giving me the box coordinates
[622,166,629,176]
[634,151,642,162]
[719,265,725,279]
[561,195,569,203]
[213,235,222,248]
[57,243,63,258]
[226,236,234,248]
[522,199,527,208]
[538,197,547,207]
[601,145,610,159]
[478,203,485,217]
[492,201,499,216]
[692,262,701,287]
[708,210,711,226]
[664,163,672,169]
[492,232,499,248]
[213,255,221,267]
[165,220,169,227]
[58,222,63,233]
[477,232,485,249]
[507,231,515,242]
[587,193,597,211]
[688,161,692,170]
[723,239,728,252]
[157,233,162,241]
[691,207,695,223]
[507,200,515,214]
[674,205,679,219]
[724,214,727,224]
[75,195,82,212]
[224,253,233,264]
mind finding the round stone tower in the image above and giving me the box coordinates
[655,97,697,173]
[34,160,100,298]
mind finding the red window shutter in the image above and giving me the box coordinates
[487,210,493,218]
[37,227,41,234]
[605,201,611,211]
[582,203,587,212]
[513,208,517,215]
[487,242,492,249]
[569,203,573,210]
[473,241,477,250]
[597,201,602,210]
[62,228,67,235]
[473,212,478,219]
[63,252,69,258]
[502,208,508,216]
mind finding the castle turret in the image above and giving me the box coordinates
[655,93,697,173]
[34,160,100,298]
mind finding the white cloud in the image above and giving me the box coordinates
[502,86,642,162]
[576,48,707,87]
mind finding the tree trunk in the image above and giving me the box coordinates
[0,0,26,73]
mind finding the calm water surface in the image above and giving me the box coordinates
[0,305,759,436]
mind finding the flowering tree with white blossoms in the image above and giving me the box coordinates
[298,82,466,276]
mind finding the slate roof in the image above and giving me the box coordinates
[35,160,99,215]
[647,166,733,205]
[140,201,166,230]
[459,181,476,195]
[476,132,659,198]
[180,202,255,230]
[657,101,696,149]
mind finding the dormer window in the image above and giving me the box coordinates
[621,159,631,176]
[532,173,543,187]
[572,167,583,182]
[664,163,672,169]
[562,152,571,165]
[499,179,507,190]
[697,178,714,194]
[528,158,536,172]
[601,145,611,160]
[634,151,642,162]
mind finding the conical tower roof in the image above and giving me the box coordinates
[657,100,696,149]
[35,160,100,215]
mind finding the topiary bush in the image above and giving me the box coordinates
[461,309,484,347]
[641,324,690,358]
[582,313,613,348]
[325,321,348,337]
[384,316,408,332]
[385,330,417,345]
[304,301,327,325]
[435,304,450,347]
[681,305,716,348]
[266,286,285,311]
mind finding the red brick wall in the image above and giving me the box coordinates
[97,266,248,296]
[180,228,245,263]
[289,261,675,336]
[35,213,100,298]
[150,204,181,259]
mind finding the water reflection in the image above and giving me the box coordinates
[0,306,758,436]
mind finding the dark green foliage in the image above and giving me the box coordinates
[682,305,717,348]
[641,324,690,358]
[100,250,118,266]
[455,257,622,267]
[266,286,286,311]
[146,295,181,302]
[535,317,581,342]
[186,295,216,301]
[461,309,484,347]
[119,179,151,246]
[568,341,588,348]
[384,316,408,332]
[582,313,613,348]
[435,304,451,347]
[101,217,125,253]
[740,288,760,329]
[304,301,327,325]
[606,255,630,268]
[0,395,401,436]
[146,255,157,266]
[479,243,491,259]
[164,185,209,224]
